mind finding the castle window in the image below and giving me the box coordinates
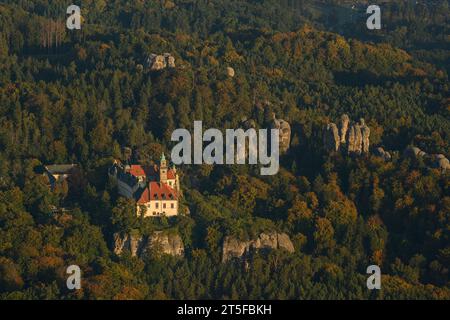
[156,203,159,209]
[171,203,174,209]
[163,203,166,209]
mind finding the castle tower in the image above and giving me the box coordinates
[160,153,168,183]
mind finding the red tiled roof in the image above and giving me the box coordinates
[129,164,176,180]
[167,169,176,180]
[129,165,153,177]
[137,182,178,204]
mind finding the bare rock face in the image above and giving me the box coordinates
[164,53,176,68]
[324,123,340,152]
[148,54,165,70]
[354,123,363,155]
[147,53,175,71]
[404,146,427,159]
[130,235,143,256]
[227,67,235,78]
[402,148,449,172]
[360,119,370,154]
[113,233,128,256]
[347,125,356,154]
[113,233,143,257]
[339,114,350,144]
[325,115,370,155]
[431,154,450,171]
[276,233,295,252]
[222,237,248,262]
[374,147,392,161]
[347,123,363,155]
[222,232,295,262]
[143,231,184,257]
[241,117,256,130]
[271,114,291,153]
[113,232,184,258]
[255,232,278,248]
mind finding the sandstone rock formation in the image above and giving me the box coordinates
[325,115,370,155]
[339,114,350,144]
[222,232,295,262]
[113,233,143,256]
[113,232,128,255]
[227,67,235,78]
[147,53,176,71]
[148,54,165,70]
[241,117,256,130]
[374,147,392,161]
[353,123,363,155]
[113,232,184,258]
[145,231,184,257]
[324,123,340,152]
[164,53,176,68]
[404,146,427,159]
[346,125,356,153]
[360,119,370,154]
[271,113,291,153]
[402,147,449,172]
[432,154,450,171]
[322,117,448,173]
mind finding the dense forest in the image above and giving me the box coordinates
[0,0,449,299]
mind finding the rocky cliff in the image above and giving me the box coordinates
[323,117,449,172]
[339,114,350,144]
[113,231,184,258]
[404,146,427,159]
[227,67,235,78]
[324,114,370,155]
[147,231,184,257]
[222,232,295,262]
[404,146,450,171]
[433,154,450,171]
[324,123,340,152]
[360,119,370,154]
[147,53,176,71]
[271,113,291,154]
[374,147,392,161]
[239,112,291,154]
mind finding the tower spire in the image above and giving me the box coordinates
[160,152,167,183]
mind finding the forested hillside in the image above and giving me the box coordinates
[0,0,449,299]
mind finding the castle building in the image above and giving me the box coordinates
[109,153,180,217]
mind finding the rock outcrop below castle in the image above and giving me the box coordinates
[222,232,295,262]
[113,231,184,258]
